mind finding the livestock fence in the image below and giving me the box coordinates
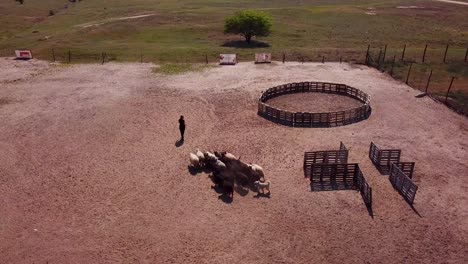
[340,141,348,152]
[303,142,372,211]
[304,142,349,177]
[2,42,465,116]
[308,163,359,191]
[368,142,417,178]
[258,82,371,127]
[2,43,465,64]
[368,142,401,174]
[354,164,373,210]
[307,163,373,210]
[393,162,415,179]
[366,44,468,117]
[389,163,419,205]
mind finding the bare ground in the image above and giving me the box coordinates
[0,59,467,263]
[266,93,363,113]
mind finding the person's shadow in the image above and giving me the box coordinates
[175,139,184,147]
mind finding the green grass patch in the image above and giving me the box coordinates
[152,63,215,75]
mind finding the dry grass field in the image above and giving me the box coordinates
[0,58,467,263]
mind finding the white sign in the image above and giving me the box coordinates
[255,53,271,63]
[219,54,237,65]
[15,50,33,60]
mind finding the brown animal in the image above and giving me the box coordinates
[222,181,234,198]
[229,158,263,183]
[235,172,249,187]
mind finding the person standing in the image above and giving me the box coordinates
[178,116,185,141]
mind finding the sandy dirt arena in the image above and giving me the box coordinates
[266,93,363,112]
[0,58,467,263]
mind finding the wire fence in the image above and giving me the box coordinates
[366,45,468,116]
[1,42,467,116]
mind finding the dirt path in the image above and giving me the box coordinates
[74,14,156,28]
[434,0,468,6]
[0,59,467,263]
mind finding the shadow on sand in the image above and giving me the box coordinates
[175,139,184,147]
[253,192,271,199]
[211,185,233,204]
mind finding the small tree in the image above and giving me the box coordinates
[224,10,272,44]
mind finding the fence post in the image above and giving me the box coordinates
[425,69,432,93]
[443,44,449,63]
[401,44,406,61]
[339,56,342,64]
[422,44,428,63]
[464,47,468,62]
[282,52,285,64]
[405,62,413,84]
[383,44,387,62]
[365,44,370,65]
[205,54,208,64]
[390,55,396,76]
[322,55,325,64]
[101,52,105,64]
[301,56,304,64]
[445,77,455,103]
[52,49,56,62]
[68,50,71,63]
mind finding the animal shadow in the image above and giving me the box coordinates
[234,184,249,197]
[253,192,271,199]
[187,165,203,175]
[218,193,233,204]
[211,185,233,204]
[175,139,184,147]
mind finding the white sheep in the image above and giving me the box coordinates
[189,153,200,168]
[196,149,205,166]
[249,164,265,181]
[254,180,271,194]
[204,151,217,163]
[212,159,227,171]
[223,152,237,161]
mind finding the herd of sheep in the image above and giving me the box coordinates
[189,149,271,200]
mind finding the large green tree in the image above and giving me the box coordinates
[224,10,272,44]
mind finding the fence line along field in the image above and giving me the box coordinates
[0,58,467,263]
[1,0,467,65]
[1,0,467,113]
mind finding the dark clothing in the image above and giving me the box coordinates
[179,119,185,140]
[179,119,185,129]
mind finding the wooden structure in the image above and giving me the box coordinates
[368,142,401,174]
[258,82,371,127]
[389,163,418,205]
[303,142,372,210]
[308,163,357,190]
[369,142,417,178]
[307,163,372,209]
[304,142,348,177]
[355,165,372,209]
[393,162,415,179]
[340,141,347,151]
